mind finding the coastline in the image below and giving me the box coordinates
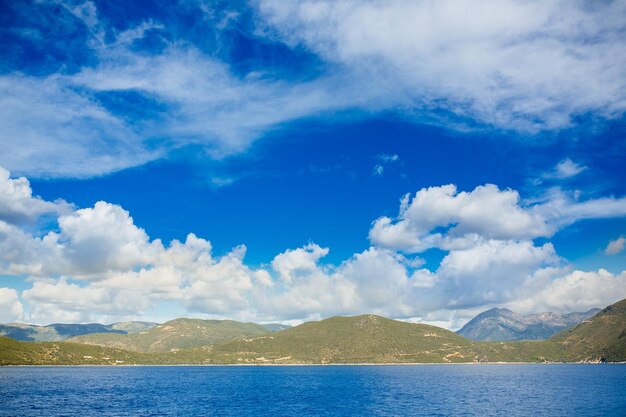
[3,361,624,367]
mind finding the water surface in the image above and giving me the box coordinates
[1,364,625,416]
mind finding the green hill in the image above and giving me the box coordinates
[0,336,150,365]
[68,318,269,353]
[197,314,486,364]
[2,299,624,365]
[551,298,626,362]
[195,314,569,364]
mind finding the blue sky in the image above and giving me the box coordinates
[1,0,626,328]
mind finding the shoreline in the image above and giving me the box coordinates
[3,361,624,367]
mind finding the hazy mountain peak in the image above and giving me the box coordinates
[0,321,158,342]
[457,307,600,341]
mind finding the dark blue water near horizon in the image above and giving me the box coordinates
[1,364,625,416]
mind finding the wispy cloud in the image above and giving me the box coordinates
[373,153,399,177]
[541,158,588,180]
[1,1,626,178]
[606,237,626,256]
[0,2,362,178]
[258,0,626,132]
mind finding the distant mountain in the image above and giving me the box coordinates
[262,323,291,332]
[552,298,626,362]
[108,321,159,334]
[1,298,624,365]
[457,307,601,341]
[69,318,270,352]
[0,321,158,342]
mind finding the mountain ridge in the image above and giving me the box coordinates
[68,318,270,352]
[1,298,624,365]
[457,307,601,341]
[0,321,158,342]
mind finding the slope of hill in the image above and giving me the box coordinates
[0,321,158,342]
[69,318,269,352]
[200,314,482,364]
[0,317,566,365]
[0,336,150,365]
[2,298,624,365]
[457,307,600,341]
[551,299,626,362]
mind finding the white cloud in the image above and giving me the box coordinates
[533,188,626,230]
[0,166,71,225]
[257,240,563,322]
[334,247,415,315]
[434,240,558,309]
[271,243,329,283]
[0,221,60,275]
[373,153,399,177]
[0,74,158,178]
[552,159,587,179]
[606,237,626,255]
[258,246,409,320]
[370,184,626,253]
[508,269,626,314]
[71,45,357,157]
[369,184,550,252]
[53,201,163,276]
[4,40,368,177]
[0,200,163,277]
[377,154,399,163]
[257,0,626,132]
[3,1,626,178]
[0,288,23,323]
[182,245,257,314]
[2,166,626,326]
[0,42,359,178]
[22,278,151,324]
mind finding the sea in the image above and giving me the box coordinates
[1,364,625,416]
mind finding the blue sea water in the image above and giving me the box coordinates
[0,364,625,416]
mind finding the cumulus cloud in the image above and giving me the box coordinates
[22,278,151,324]
[258,240,562,321]
[0,201,163,277]
[434,240,558,308]
[606,237,626,255]
[0,166,71,225]
[2,166,626,326]
[271,243,330,283]
[0,288,23,323]
[54,202,163,276]
[370,184,626,253]
[508,269,626,314]
[369,184,550,252]
[257,0,626,132]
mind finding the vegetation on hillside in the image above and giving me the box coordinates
[0,321,157,342]
[1,299,624,365]
[68,318,269,353]
[551,298,626,362]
